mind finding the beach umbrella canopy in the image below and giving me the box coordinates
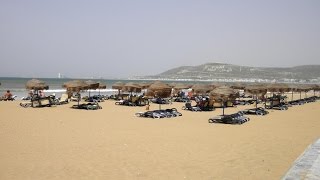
[244,84,267,108]
[122,82,142,93]
[173,83,189,90]
[112,81,124,90]
[63,80,89,92]
[210,86,237,115]
[168,82,177,88]
[244,84,267,95]
[230,82,247,90]
[296,84,312,92]
[147,81,172,109]
[210,86,238,101]
[192,84,211,94]
[97,83,107,95]
[26,79,49,90]
[267,83,290,93]
[146,81,172,98]
[98,83,107,89]
[85,80,99,90]
[287,84,299,92]
[138,82,152,89]
[85,80,99,97]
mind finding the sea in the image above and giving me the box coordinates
[0,77,194,99]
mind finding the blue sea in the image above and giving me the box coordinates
[0,77,195,99]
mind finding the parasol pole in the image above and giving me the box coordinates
[256,93,258,109]
[222,100,225,116]
[300,91,302,100]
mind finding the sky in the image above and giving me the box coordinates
[0,0,319,78]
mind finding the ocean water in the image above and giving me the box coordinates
[0,77,135,99]
[0,77,195,99]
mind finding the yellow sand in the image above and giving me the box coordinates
[0,94,319,180]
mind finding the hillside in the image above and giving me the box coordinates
[136,63,320,83]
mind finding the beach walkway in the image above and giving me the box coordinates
[283,138,320,180]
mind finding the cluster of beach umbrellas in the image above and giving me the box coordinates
[21,79,319,110]
[24,79,107,106]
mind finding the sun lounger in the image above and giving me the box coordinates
[242,107,269,116]
[209,112,250,124]
[71,102,102,110]
[182,102,202,112]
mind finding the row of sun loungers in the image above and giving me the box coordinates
[71,102,102,110]
[135,108,182,119]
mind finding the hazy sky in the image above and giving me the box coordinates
[1,0,319,78]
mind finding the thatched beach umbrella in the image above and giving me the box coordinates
[138,82,152,89]
[112,81,124,96]
[287,84,299,101]
[296,84,312,99]
[310,84,320,97]
[192,84,211,95]
[147,81,172,109]
[173,83,189,90]
[63,80,89,106]
[230,82,247,90]
[63,80,89,92]
[97,83,107,96]
[210,86,237,115]
[267,83,290,94]
[147,81,172,97]
[245,84,267,108]
[26,79,49,91]
[122,82,142,94]
[85,80,99,97]
[26,79,49,97]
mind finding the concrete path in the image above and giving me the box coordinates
[283,138,320,180]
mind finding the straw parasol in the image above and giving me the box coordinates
[63,80,89,106]
[147,81,172,109]
[287,84,299,101]
[147,81,172,97]
[138,82,152,89]
[245,84,267,108]
[26,79,49,93]
[210,86,238,115]
[85,80,99,97]
[310,84,320,96]
[267,83,290,93]
[85,80,99,89]
[296,84,312,99]
[63,80,89,92]
[112,81,124,96]
[191,84,211,95]
[173,83,190,90]
[230,82,247,90]
[97,83,107,95]
[122,82,142,94]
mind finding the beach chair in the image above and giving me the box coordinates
[56,93,69,105]
[242,107,269,116]
[182,102,202,111]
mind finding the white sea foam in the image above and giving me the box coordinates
[42,89,118,93]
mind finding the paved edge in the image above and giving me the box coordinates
[282,138,320,180]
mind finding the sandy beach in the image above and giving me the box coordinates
[0,94,319,180]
